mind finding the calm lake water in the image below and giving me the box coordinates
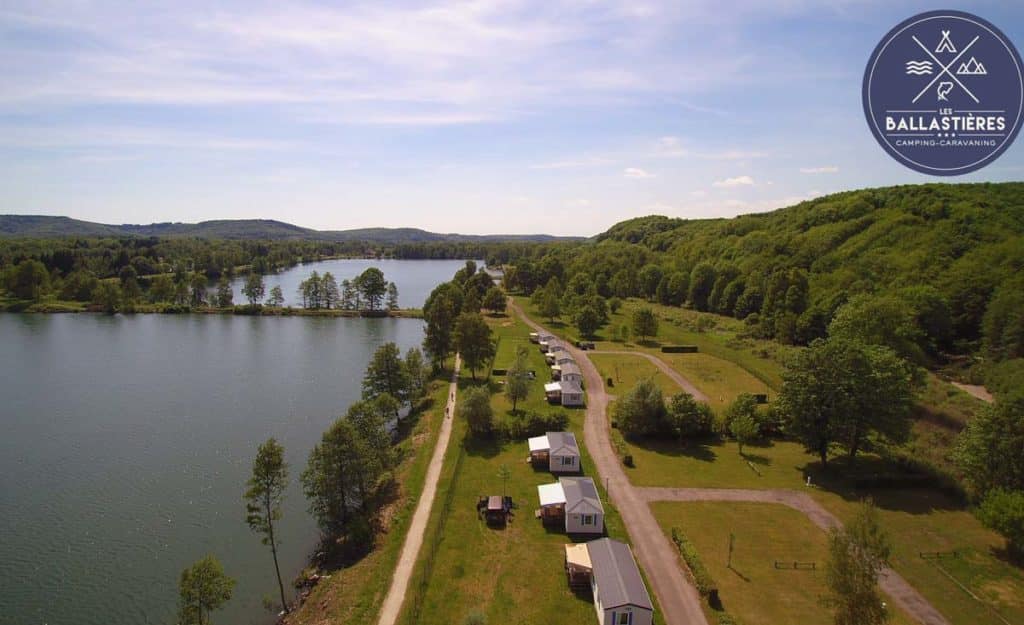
[224,258,475,308]
[0,260,461,625]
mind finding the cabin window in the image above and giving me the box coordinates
[560,456,575,466]
[618,611,631,625]
[581,514,593,526]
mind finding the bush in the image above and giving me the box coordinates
[670,527,718,604]
[500,410,569,440]
[977,488,1024,557]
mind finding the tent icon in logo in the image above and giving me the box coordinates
[936,30,957,53]
[957,57,987,75]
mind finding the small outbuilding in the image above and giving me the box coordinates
[528,431,581,472]
[588,538,654,625]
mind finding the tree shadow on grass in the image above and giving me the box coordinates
[463,436,502,460]
[803,455,963,515]
[741,452,772,467]
[629,436,718,463]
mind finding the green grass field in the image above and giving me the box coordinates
[650,501,916,625]
[589,352,678,397]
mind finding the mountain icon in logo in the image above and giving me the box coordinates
[957,57,987,75]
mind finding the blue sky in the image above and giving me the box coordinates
[1,1,1022,236]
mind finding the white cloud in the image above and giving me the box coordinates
[566,198,592,208]
[624,167,654,178]
[799,166,840,174]
[712,175,754,187]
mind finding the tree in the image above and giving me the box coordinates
[321,272,339,309]
[482,287,505,315]
[976,488,1024,558]
[954,394,1024,494]
[363,342,410,416]
[574,304,602,338]
[92,281,122,313]
[776,337,919,467]
[242,273,265,306]
[722,393,759,439]
[386,282,399,310]
[404,347,428,401]
[461,386,494,438]
[4,259,49,300]
[178,555,236,625]
[614,378,668,438]
[824,500,892,625]
[215,276,233,308]
[454,312,496,380]
[244,438,289,614]
[729,410,759,455]
[356,267,387,310]
[631,307,658,344]
[299,271,322,309]
[190,273,208,306]
[149,273,174,303]
[267,285,284,307]
[506,347,531,413]
[688,263,716,311]
[302,418,382,536]
[340,279,356,310]
[423,282,462,369]
[829,294,925,364]
[666,392,715,439]
[534,282,561,321]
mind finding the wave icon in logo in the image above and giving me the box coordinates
[905,60,934,75]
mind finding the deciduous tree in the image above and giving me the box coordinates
[454,312,496,380]
[461,386,494,438]
[824,500,891,625]
[506,347,531,413]
[631,307,658,343]
[242,273,265,306]
[244,438,289,614]
[178,555,235,625]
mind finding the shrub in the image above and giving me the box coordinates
[500,410,569,440]
[977,488,1024,558]
[670,527,719,604]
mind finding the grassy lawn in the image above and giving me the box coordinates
[590,352,678,397]
[650,502,916,625]
[398,314,663,625]
[288,376,452,625]
[656,352,773,412]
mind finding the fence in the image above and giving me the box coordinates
[773,561,816,570]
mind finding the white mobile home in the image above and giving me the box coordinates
[559,362,584,385]
[545,380,585,406]
[535,476,604,534]
[588,538,654,625]
[528,431,581,472]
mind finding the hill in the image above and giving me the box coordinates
[507,182,1024,357]
[0,215,582,243]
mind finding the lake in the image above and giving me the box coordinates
[0,260,463,625]
[222,258,476,308]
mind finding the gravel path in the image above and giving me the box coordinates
[511,301,710,625]
[638,487,952,625]
[376,355,461,625]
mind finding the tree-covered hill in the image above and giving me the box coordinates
[0,215,583,243]
[505,182,1024,362]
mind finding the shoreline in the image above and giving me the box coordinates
[0,302,424,318]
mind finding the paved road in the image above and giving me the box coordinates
[510,300,710,625]
[591,350,709,402]
[376,355,462,625]
[637,487,951,625]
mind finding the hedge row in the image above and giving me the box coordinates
[670,527,745,625]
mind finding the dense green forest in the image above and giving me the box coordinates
[502,183,1024,386]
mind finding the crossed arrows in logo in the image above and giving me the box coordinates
[911,34,981,103]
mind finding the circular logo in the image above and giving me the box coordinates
[863,10,1023,176]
